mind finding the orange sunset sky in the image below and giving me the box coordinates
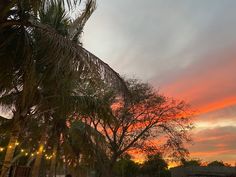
[83,0,236,165]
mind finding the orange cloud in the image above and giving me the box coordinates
[197,96,236,114]
[187,126,236,165]
[190,149,236,158]
[160,49,236,116]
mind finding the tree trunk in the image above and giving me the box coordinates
[101,167,113,177]
[99,162,114,177]
[49,143,58,177]
[31,132,47,177]
[0,131,19,177]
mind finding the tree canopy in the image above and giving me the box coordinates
[0,0,128,176]
[81,79,193,176]
[180,158,202,167]
[207,160,226,167]
[141,153,171,177]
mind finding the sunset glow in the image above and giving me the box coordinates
[84,0,236,166]
[2,1,236,176]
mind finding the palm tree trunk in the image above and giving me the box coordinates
[31,132,47,177]
[49,143,58,177]
[0,131,19,177]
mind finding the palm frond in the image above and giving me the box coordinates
[68,0,96,42]
[33,22,128,95]
[39,0,70,36]
[68,120,106,154]
[0,92,19,111]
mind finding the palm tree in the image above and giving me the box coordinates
[0,0,127,176]
[30,1,102,176]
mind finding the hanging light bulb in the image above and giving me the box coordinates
[0,147,4,152]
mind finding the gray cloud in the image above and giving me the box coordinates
[189,126,236,162]
[84,0,236,81]
[83,0,236,163]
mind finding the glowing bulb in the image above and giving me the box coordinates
[0,148,4,152]
[9,145,12,149]
[31,153,34,156]
[36,152,39,155]
[21,149,24,152]
[25,152,28,156]
[15,142,19,146]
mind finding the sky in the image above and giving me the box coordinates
[83,0,236,165]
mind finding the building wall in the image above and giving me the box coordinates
[171,166,236,177]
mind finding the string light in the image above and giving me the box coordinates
[45,153,53,160]
[0,143,56,160]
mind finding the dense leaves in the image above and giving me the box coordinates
[82,79,193,176]
[0,0,127,176]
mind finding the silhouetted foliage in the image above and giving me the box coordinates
[0,0,128,176]
[180,158,201,166]
[113,154,140,177]
[83,79,193,176]
[141,153,170,177]
[207,160,226,167]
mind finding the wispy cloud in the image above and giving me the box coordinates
[160,48,236,112]
[84,0,236,163]
[189,126,236,164]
